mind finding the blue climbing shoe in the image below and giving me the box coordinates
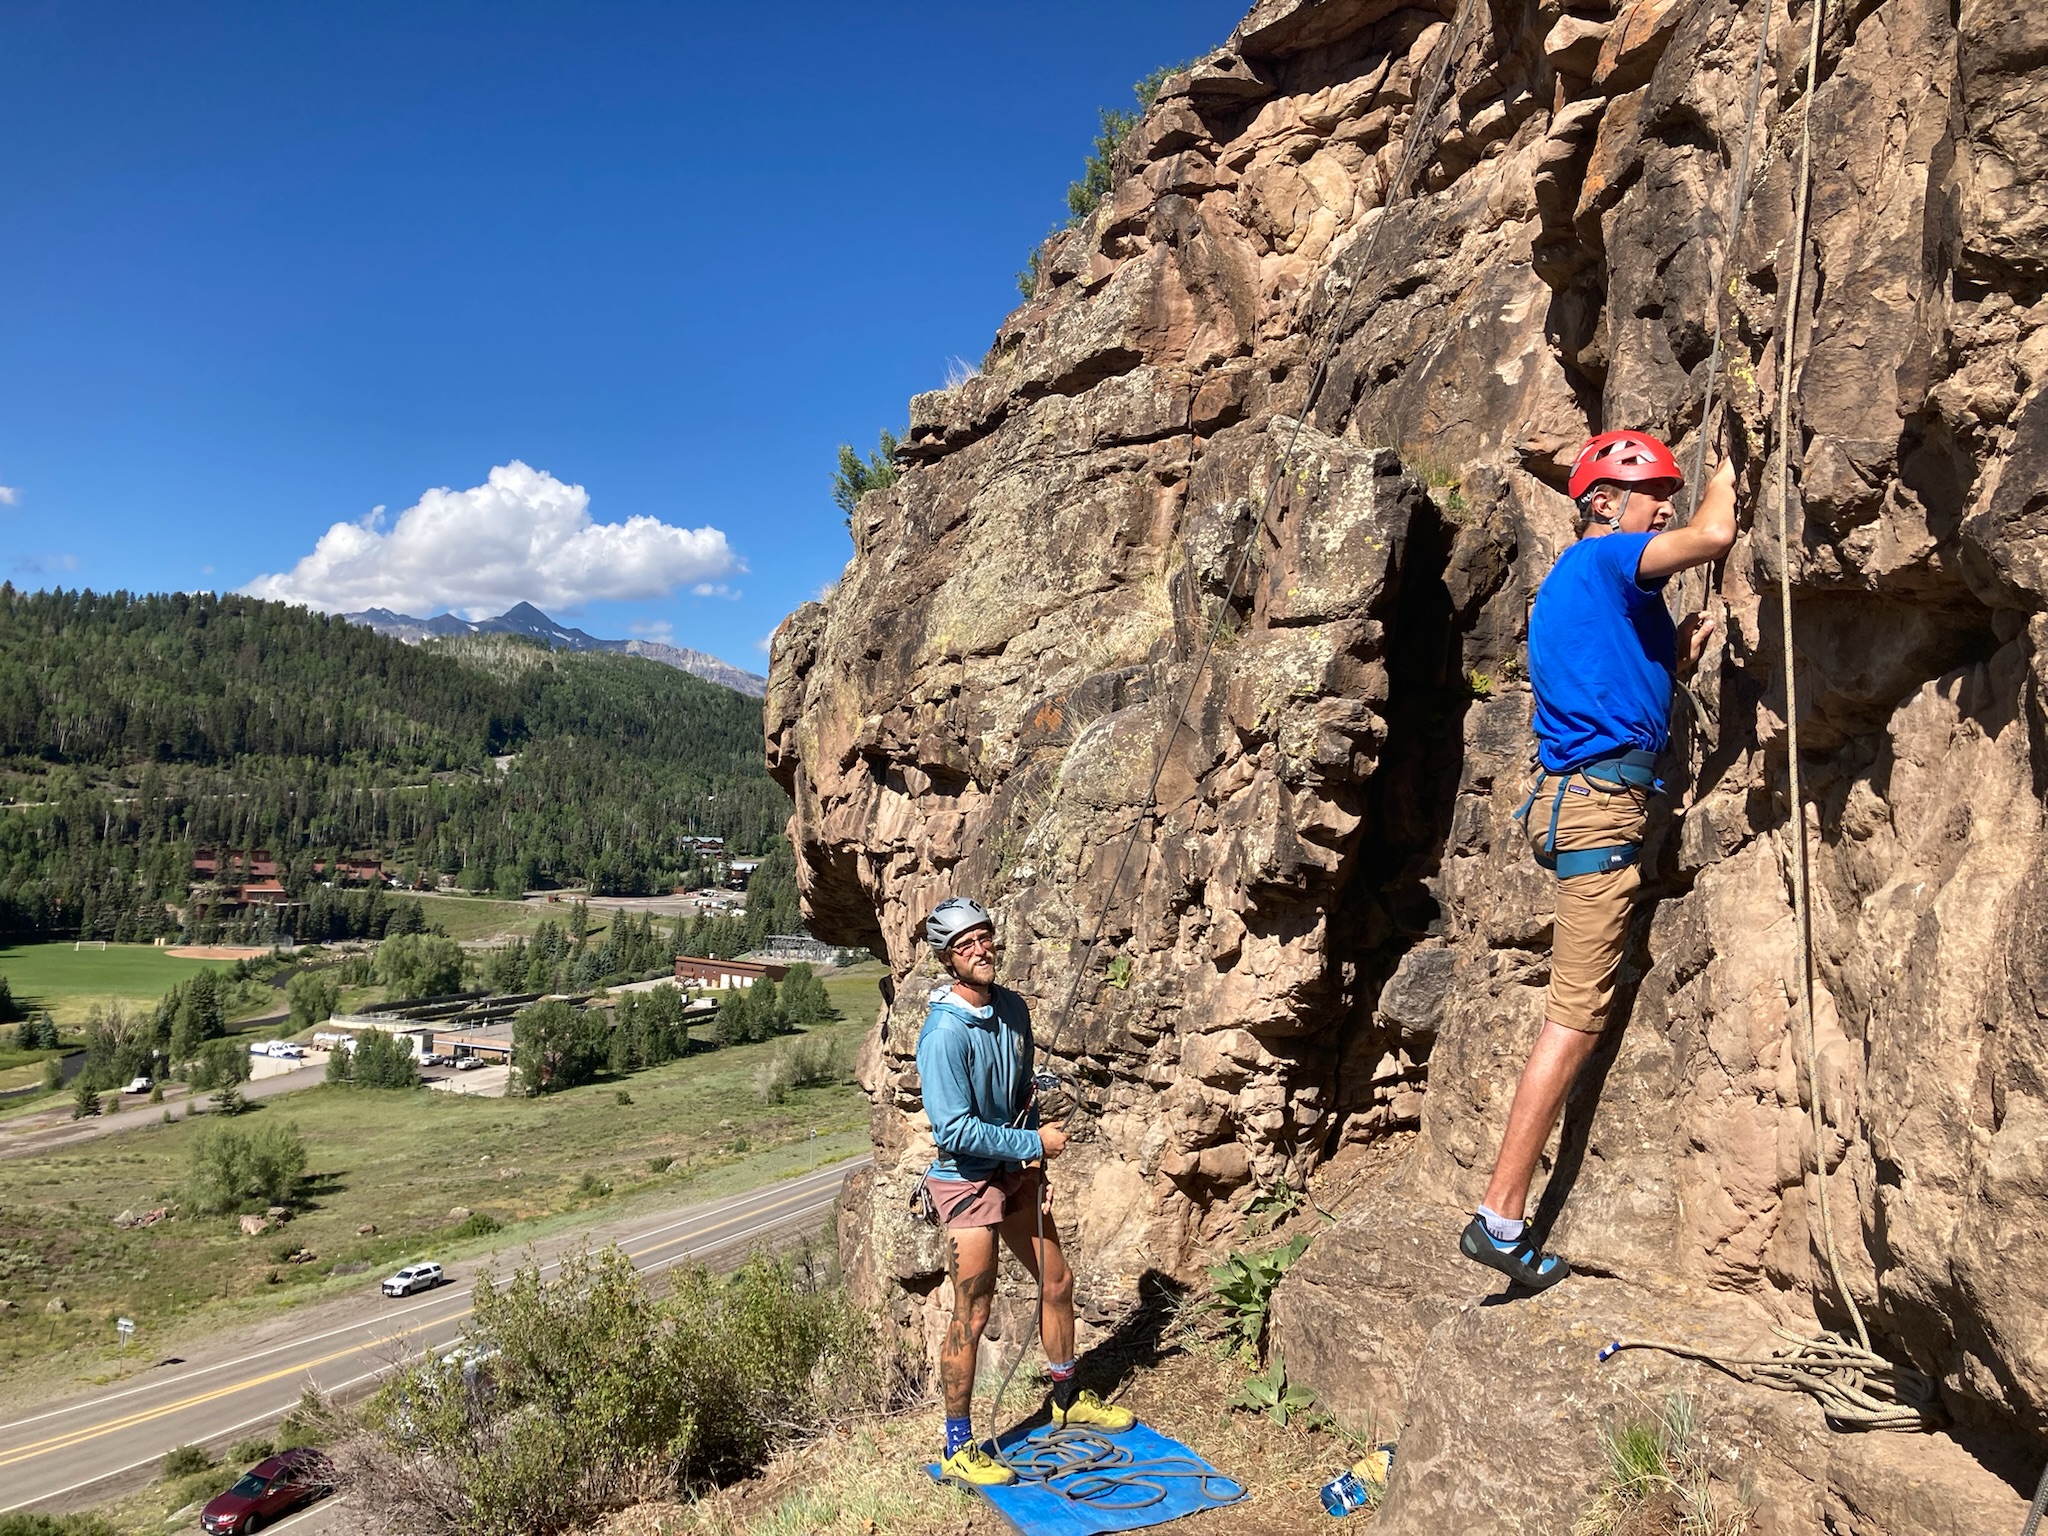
[1459,1215,1570,1292]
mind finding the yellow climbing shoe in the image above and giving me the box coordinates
[1050,1389,1136,1432]
[939,1441,1016,1487]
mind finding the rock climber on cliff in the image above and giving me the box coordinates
[915,896,1134,1486]
[1460,431,1739,1292]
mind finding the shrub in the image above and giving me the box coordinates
[1017,61,1188,298]
[450,1211,502,1240]
[161,1443,212,1477]
[186,1118,309,1214]
[831,432,901,530]
[0,975,18,1025]
[17,1012,61,1050]
[0,1515,120,1536]
[647,1155,675,1174]
[753,1034,845,1104]
[614,1089,633,1106]
[231,1435,275,1464]
[39,1056,62,1092]
[70,1077,101,1120]
[352,1247,908,1532]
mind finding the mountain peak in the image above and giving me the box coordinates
[340,603,766,697]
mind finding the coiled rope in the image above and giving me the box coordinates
[996,1425,1245,1511]
[1601,0,1937,1433]
[972,0,1481,1476]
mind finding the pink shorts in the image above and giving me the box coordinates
[923,1167,1048,1229]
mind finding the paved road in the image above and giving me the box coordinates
[0,1157,866,1518]
[0,1055,325,1161]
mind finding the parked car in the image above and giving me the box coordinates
[200,1446,333,1533]
[271,1044,305,1060]
[419,1052,445,1066]
[454,1056,485,1071]
[122,1076,153,1094]
[382,1262,445,1297]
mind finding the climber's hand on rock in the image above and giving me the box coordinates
[1039,1125,1069,1160]
[1677,609,1716,675]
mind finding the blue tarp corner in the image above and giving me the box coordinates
[926,1421,1246,1536]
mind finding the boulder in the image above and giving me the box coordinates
[239,1215,268,1237]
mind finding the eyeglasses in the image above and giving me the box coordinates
[949,932,997,956]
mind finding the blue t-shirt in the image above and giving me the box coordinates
[1528,531,1676,771]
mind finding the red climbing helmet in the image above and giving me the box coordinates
[1567,430,1684,501]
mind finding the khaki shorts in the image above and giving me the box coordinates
[1521,770,1652,1034]
[922,1167,1048,1229]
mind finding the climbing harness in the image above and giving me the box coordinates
[969,0,1483,1479]
[1598,0,1937,1433]
[1512,750,1661,879]
[994,1425,1245,1512]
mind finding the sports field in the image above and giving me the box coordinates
[0,941,228,1025]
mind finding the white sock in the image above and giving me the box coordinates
[1477,1204,1524,1244]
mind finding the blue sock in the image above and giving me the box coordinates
[945,1415,974,1456]
[1477,1204,1524,1246]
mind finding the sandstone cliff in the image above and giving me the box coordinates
[766,0,2048,1528]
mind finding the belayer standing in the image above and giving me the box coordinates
[916,896,1134,1487]
[1460,432,1738,1291]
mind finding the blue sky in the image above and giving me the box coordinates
[0,1,1244,671]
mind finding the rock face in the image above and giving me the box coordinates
[768,0,2048,1528]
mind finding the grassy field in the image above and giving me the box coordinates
[0,941,229,1026]
[413,891,575,942]
[0,963,891,1387]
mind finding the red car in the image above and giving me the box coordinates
[199,1447,333,1533]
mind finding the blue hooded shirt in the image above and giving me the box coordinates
[916,982,1043,1180]
[1528,530,1677,771]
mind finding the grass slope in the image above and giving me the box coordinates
[0,965,889,1386]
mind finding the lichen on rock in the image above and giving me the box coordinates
[768,0,2048,1528]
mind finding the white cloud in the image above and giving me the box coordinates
[0,485,19,506]
[628,619,675,643]
[243,461,740,617]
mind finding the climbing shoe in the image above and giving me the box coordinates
[1459,1215,1570,1292]
[939,1441,1017,1487]
[1050,1389,1136,1432]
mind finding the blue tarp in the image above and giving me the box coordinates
[927,1421,1246,1536]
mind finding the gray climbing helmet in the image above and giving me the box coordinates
[924,896,995,955]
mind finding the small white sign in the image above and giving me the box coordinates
[116,1317,135,1335]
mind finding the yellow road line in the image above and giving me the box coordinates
[0,1180,836,1470]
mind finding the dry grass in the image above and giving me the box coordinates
[597,1288,1369,1536]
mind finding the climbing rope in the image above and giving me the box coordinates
[1601,0,1937,1432]
[973,0,1481,1467]
[996,1425,1245,1511]
[1678,0,1776,548]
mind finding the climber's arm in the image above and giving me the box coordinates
[1638,455,1738,581]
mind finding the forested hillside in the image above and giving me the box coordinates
[0,586,786,937]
